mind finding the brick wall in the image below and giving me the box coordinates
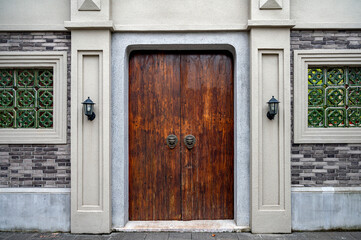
[1,30,360,188]
[291,30,361,187]
[0,32,71,188]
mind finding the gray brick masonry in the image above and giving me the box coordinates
[0,32,71,188]
[291,30,361,187]
[1,30,360,188]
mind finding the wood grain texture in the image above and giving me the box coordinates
[129,52,182,220]
[180,52,234,220]
[129,51,234,220]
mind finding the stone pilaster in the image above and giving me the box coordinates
[65,0,112,234]
[249,0,293,233]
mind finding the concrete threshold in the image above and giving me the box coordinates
[114,220,249,232]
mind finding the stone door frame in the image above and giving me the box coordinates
[110,32,250,228]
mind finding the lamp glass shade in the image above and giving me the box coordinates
[269,102,278,114]
[267,96,280,115]
[86,104,92,113]
[270,103,275,112]
[82,97,95,116]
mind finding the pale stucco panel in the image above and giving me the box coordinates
[1,0,361,31]
[0,0,70,31]
[111,0,249,31]
[291,0,361,29]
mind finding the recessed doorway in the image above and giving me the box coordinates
[128,51,234,220]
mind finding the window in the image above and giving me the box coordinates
[0,52,67,144]
[294,50,361,143]
[308,66,361,128]
[1,69,54,128]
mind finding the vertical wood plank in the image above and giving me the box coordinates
[129,51,182,220]
[180,52,234,220]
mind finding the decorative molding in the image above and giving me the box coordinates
[113,24,248,32]
[71,0,110,24]
[247,20,295,29]
[76,50,103,212]
[292,187,361,193]
[0,52,67,144]
[64,21,114,31]
[260,0,282,9]
[293,22,361,30]
[294,50,361,143]
[0,188,70,194]
[0,24,67,31]
[257,50,286,211]
[251,0,290,25]
[78,0,100,11]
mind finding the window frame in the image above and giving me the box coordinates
[0,52,67,144]
[294,50,361,143]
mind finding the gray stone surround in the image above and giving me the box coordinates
[111,32,250,228]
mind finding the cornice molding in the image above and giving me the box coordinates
[64,20,114,31]
[247,20,295,29]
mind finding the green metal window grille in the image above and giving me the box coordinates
[308,66,361,128]
[0,69,53,128]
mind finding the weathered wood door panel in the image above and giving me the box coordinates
[129,51,234,221]
[180,53,234,220]
[129,52,182,220]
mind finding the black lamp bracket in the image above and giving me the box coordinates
[87,112,96,121]
[267,111,276,120]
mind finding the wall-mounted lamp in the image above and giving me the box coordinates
[267,96,280,120]
[82,97,96,121]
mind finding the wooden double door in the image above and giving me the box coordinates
[129,51,234,220]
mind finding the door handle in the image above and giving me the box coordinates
[166,134,178,149]
[184,135,196,150]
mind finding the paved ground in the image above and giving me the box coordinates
[0,231,361,240]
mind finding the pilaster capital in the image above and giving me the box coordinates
[64,20,114,31]
[65,0,113,30]
[248,0,293,29]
